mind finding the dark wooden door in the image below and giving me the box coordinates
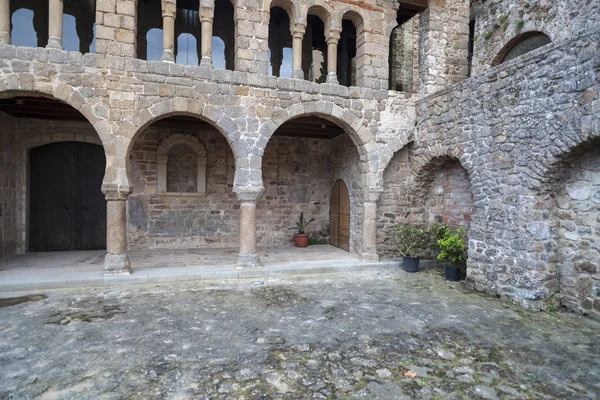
[329,179,350,251]
[29,142,106,251]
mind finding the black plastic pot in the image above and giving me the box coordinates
[402,256,419,273]
[445,265,461,281]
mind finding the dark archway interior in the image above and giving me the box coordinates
[268,7,292,77]
[338,19,356,87]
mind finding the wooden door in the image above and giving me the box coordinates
[29,142,106,251]
[329,179,350,251]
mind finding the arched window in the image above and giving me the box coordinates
[389,8,419,91]
[213,0,234,70]
[157,134,207,196]
[338,19,356,87]
[268,6,293,78]
[176,33,199,65]
[495,32,551,65]
[146,28,164,61]
[62,14,79,52]
[303,10,327,83]
[11,9,38,48]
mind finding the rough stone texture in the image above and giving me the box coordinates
[0,270,599,399]
[414,30,600,312]
[552,146,600,318]
[0,0,598,314]
[0,111,16,260]
[128,125,239,249]
[423,160,474,229]
[471,0,600,75]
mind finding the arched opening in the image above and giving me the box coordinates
[338,15,358,87]
[136,0,163,61]
[127,116,237,250]
[11,7,44,48]
[259,115,362,253]
[0,96,106,256]
[302,8,328,82]
[174,1,201,65]
[64,0,97,53]
[389,8,420,91]
[10,1,96,52]
[213,0,234,70]
[494,32,551,65]
[549,140,600,317]
[176,33,199,65]
[268,6,293,78]
[146,28,164,61]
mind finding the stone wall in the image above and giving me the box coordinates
[471,0,600,75]
[0,111,16,259]
[415,29,600,311]
[128,124,239,249]
[552,145,600,318]
[424,161,473,229]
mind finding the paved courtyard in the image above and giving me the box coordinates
[0,268,599,400]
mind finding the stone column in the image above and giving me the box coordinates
[0,0,10,45]
[234,186,264,268]
[102,185,132,275]
[326,27,341,84]
[361,186,382,262]
[199,1,214,67]
[161,0,176,62]
[47,0,64,49]
[291,19,306,79]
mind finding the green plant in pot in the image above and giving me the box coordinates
[437,227,467,281]
[390,224,430,272]
[291,211,315,248]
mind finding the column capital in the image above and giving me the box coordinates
[363,186,383,203]
[102,184,133,201]
[290,19,306,38]
[199,1,215,23]
[161,0,177,18]
[326,27,342,44]
[233,185,264,203]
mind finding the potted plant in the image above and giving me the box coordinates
[437,227,467,281]
[389,224,430,272]
[291,211,315,248]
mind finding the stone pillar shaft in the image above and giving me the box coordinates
[102,185,132,275]
[362,201,379,262]
[161,13,175,62]
[0,0,10,45]
[292,33,303,79]
[326,37,339,84]
[47,0,64,49]
[200,3,214,67]
[239,202,258,256]
[234,185,264,268]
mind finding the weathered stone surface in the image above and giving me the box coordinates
[0,271,598,399]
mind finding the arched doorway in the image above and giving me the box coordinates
[29,142,106,251]
[329,179,350,251]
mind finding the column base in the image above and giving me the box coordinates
[0,32,10,45]
[361,253,380,262]
[200,56,213,68]
[326,72,339,85]
[46,36,62,50]
[292,68,304,80]
[161,50,175,63]
[104,253,132,275]
[237,253,262,268]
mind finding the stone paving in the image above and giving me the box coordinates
[0,268,599,399]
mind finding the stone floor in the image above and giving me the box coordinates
[0,268,598,399]
[0,245,384,291]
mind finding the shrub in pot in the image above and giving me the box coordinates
[437,227,467,281]
[290,212,315,248]
[390,224,430,272]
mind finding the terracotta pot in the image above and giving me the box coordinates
[294,234,309,247]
